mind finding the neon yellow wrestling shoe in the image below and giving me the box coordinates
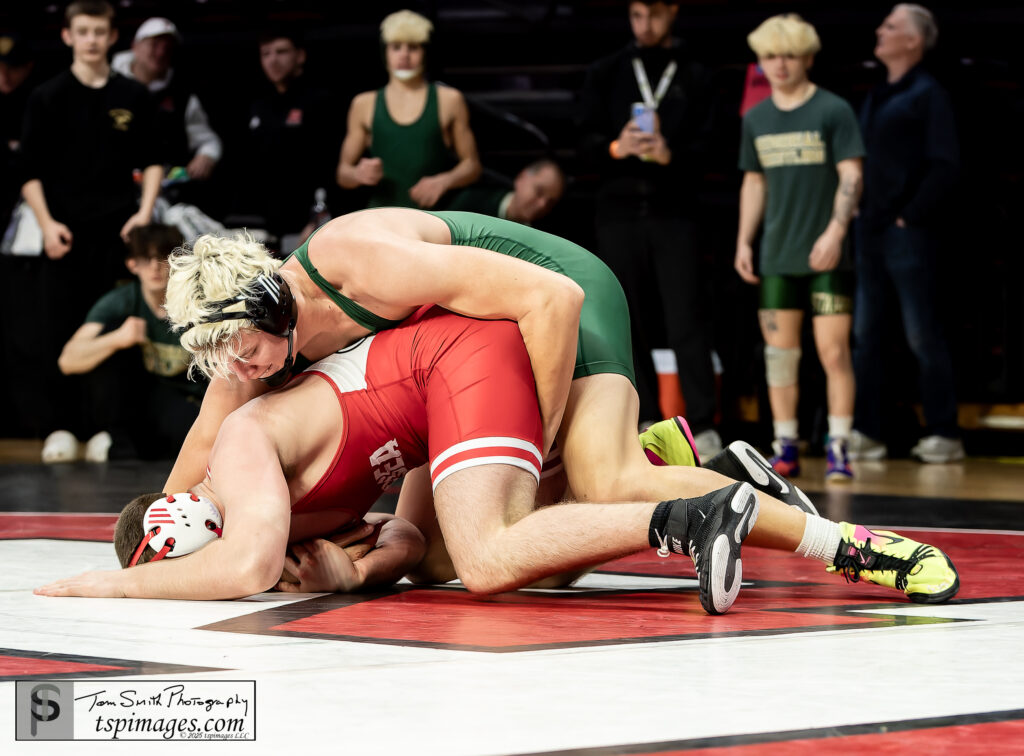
[640,416,700,468]
[828,523,960,603]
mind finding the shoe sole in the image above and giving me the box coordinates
[907,555,961,604]
[699,482,759,615]
[825,471,854,484]
[848,449,887,461]
[708,441,818,516]
[913,453,966,464]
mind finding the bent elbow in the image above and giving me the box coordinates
[57,352,79,375]
[239,552,285,596]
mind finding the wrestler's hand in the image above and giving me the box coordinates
[409,174,449,208]
[276,537,371,593]
[809,223,843,272]
[734,241,760,284]
[354,157,383,186]
[34,570,128,598]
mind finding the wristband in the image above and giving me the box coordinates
[609,140,621,159]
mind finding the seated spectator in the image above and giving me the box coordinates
[111,17,223,206]
[447,159,565,226]
[57,224,205,461]
[238,30,340,245]
[336,9,481,209]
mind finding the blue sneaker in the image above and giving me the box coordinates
[770,438,800,478]
[826,437,854,482]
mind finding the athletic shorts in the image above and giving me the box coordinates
[409,309,545,491]
[429,211,636,385]
[759,271,854,315]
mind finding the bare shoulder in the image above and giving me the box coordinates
[349,90,377,121]
[436,84,467,115]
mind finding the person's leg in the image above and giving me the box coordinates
[812,308,855,481]
[557,373,802,551]
[650,218,717,434]
[758,304,804,475]
[886,226,959,440]
[555,373,959,603]
[596,219,660,422]
[432,461,758,614]
[852,228,890,443]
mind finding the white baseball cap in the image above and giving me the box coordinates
[134,17,181,43]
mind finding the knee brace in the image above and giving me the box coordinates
[764,345,801,387]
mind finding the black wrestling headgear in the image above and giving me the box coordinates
[189,273,298,387]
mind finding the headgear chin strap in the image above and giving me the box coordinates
[128,493,224,567]
[188,272,298,386]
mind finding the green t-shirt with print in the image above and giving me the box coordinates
[85,280,205,398]
[739,88,865,276]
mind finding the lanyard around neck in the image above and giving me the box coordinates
[632,57,677,109]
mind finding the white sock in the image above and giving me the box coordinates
[796,512,842,565]
[773,419,798,441]
[828,415,853,440]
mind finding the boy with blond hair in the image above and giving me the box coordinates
[735,14,864,481]
[336,10,481,209]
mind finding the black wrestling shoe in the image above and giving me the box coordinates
[704,440,819,516]
[653,482,759,615]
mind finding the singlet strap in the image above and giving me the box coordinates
[286,226,405,334]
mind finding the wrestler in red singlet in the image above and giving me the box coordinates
[289,307,543,519]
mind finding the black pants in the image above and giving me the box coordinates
[7,217,129,437]
[596,216,717,430]
[85,345,201,460]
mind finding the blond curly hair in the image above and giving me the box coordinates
[165,232,282,379]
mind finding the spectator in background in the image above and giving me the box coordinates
[446,159,565,226]
[1,34,37,230]
[111,17,223,206]
[735,14,864,482]
[336,9,481,209]
[58,224,204,461]
[850,4,964,464]
[241,30,340,245]
[578,0,721,458]
[0,33,40,438]
[19,0,163,460]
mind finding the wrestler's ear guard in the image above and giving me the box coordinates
[128,493,223,567]
[186,273,298,387]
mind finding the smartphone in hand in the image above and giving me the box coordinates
[631,102,655,133]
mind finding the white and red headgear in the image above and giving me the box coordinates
[128,493,224,567]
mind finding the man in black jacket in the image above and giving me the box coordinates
[850,4,963,464]
[578,1,720,456]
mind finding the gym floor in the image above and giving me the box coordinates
[2,450,1023,754]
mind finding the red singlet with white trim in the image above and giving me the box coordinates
[291,307,543,515]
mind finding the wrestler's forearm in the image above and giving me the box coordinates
[122,540,278,600]
[518,285,584,455]
[355,517,426,591]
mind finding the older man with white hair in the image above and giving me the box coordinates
[850,4,963,464]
